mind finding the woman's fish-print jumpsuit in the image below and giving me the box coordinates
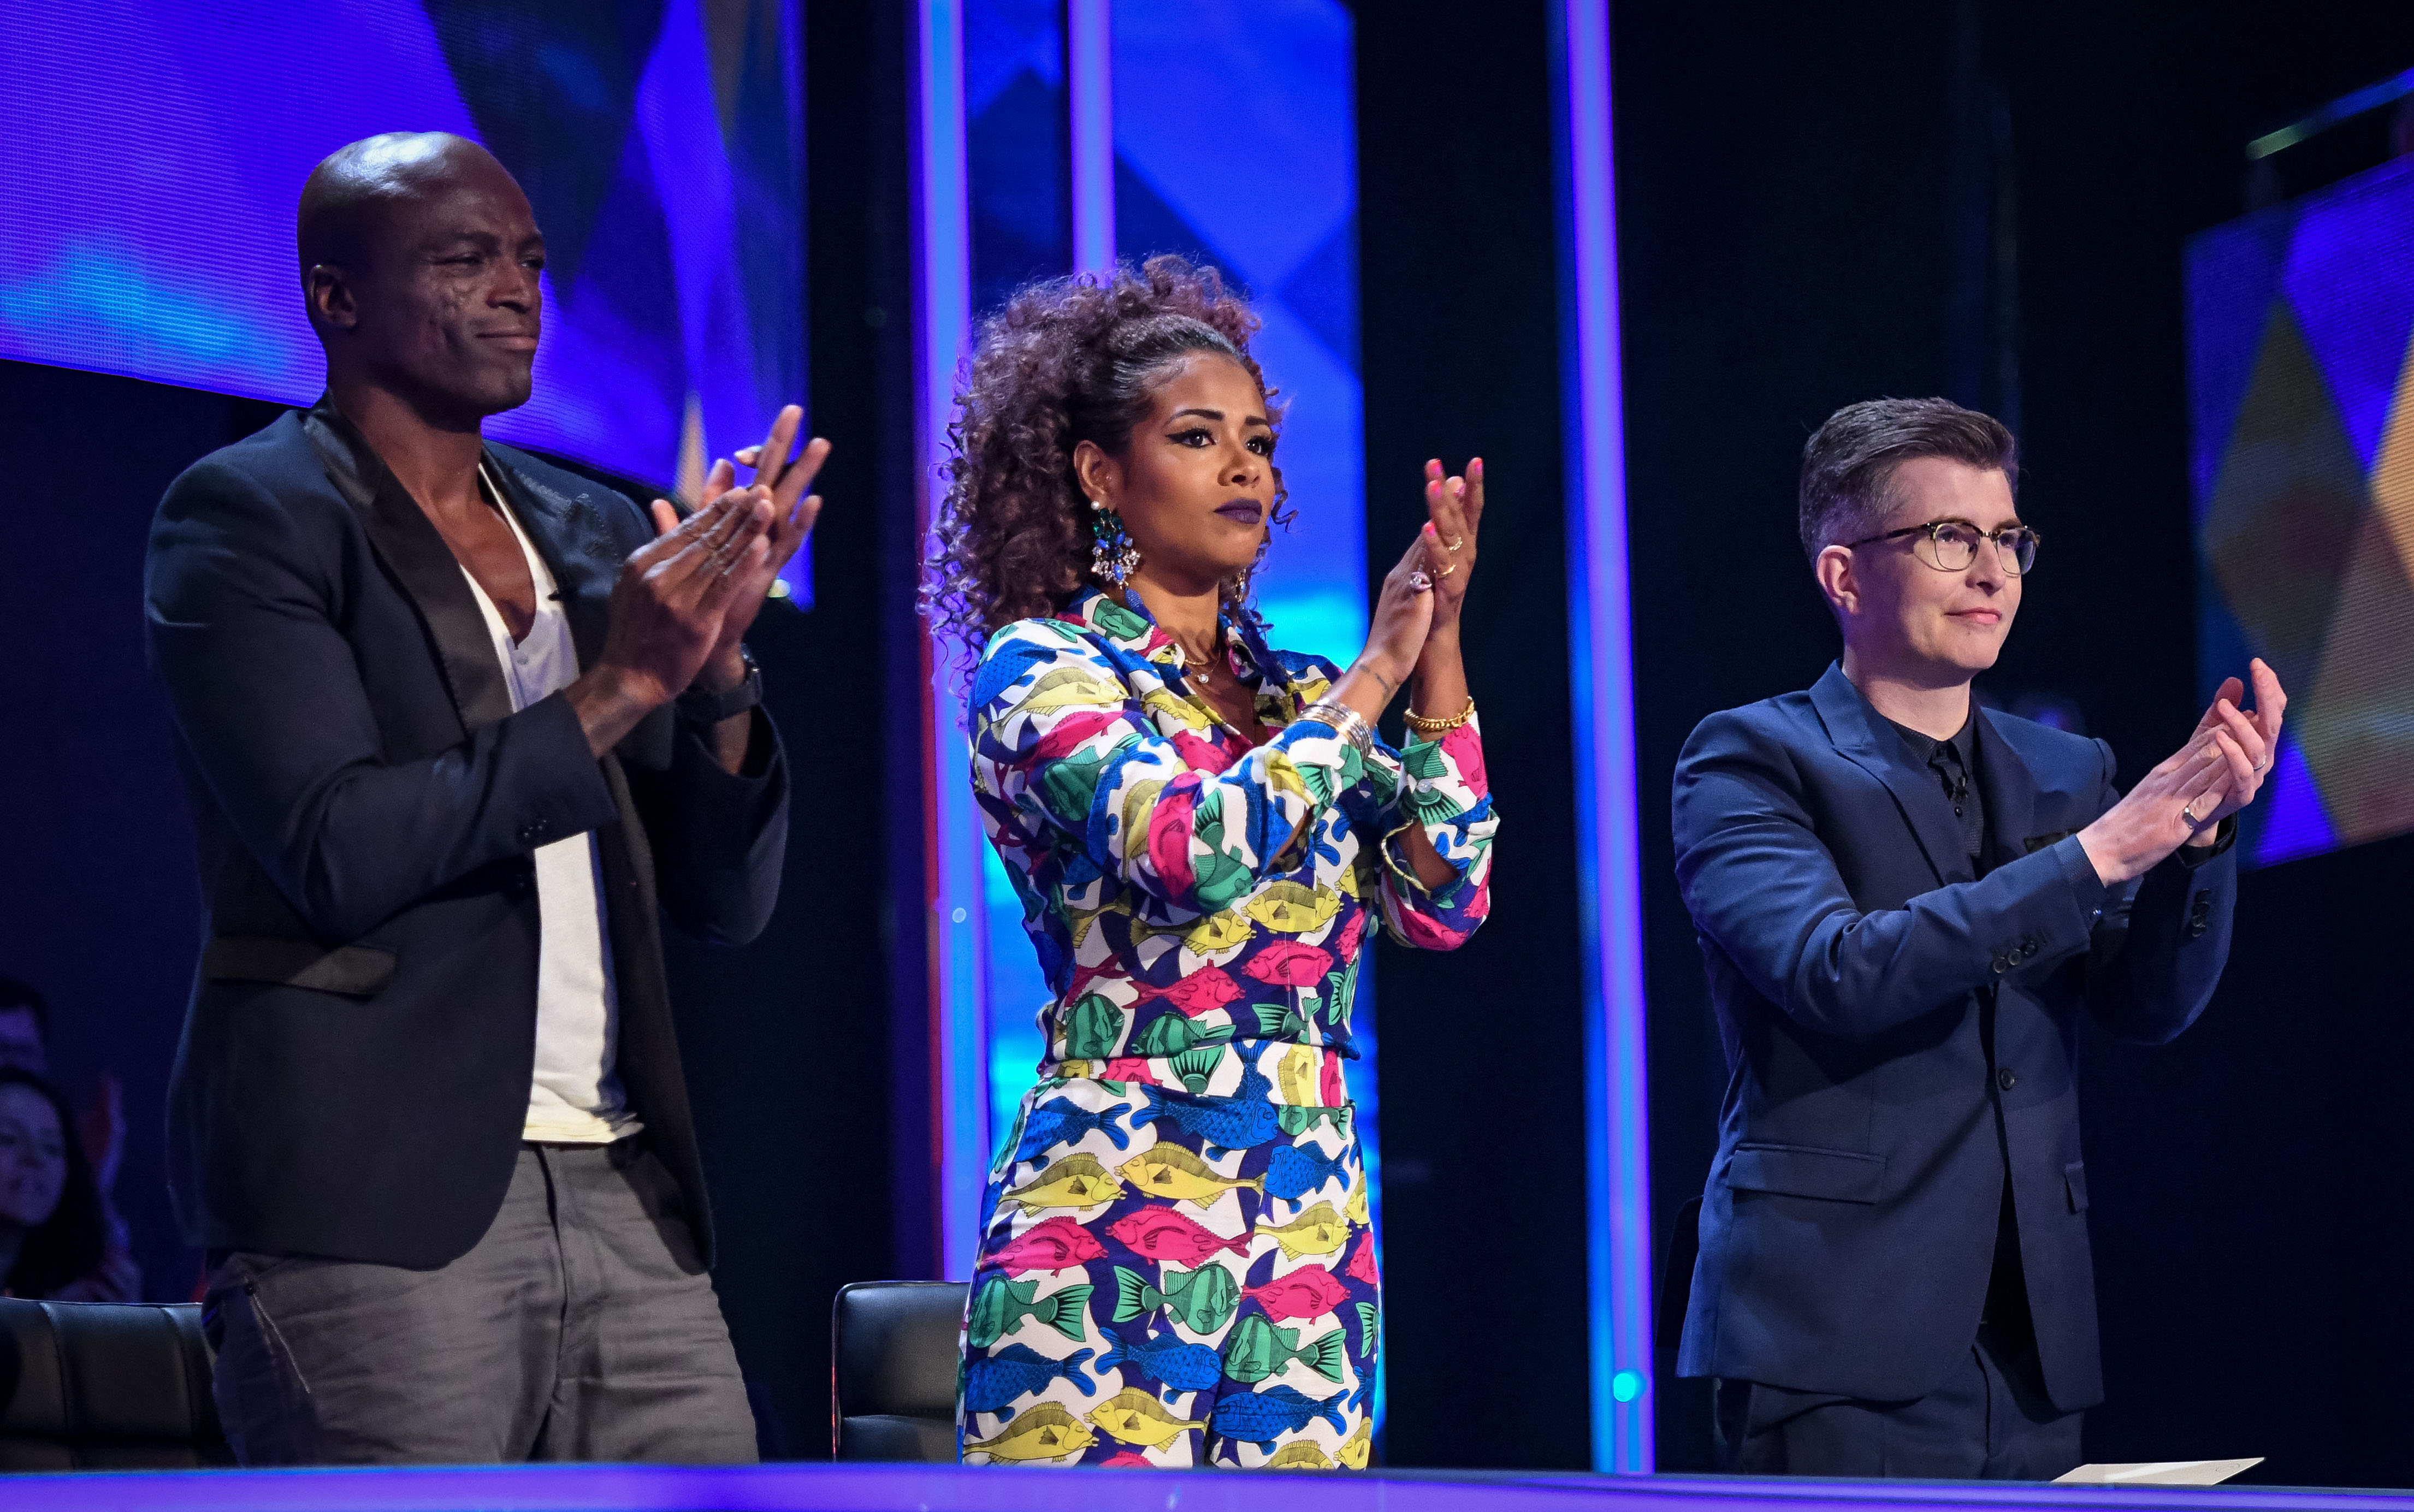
[957,588,1496,1469]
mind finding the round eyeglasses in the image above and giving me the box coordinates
[1847,519,2040,576]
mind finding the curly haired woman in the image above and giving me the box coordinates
[925,257,1495,1469]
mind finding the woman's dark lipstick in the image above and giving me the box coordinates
[1215,498,1265,524]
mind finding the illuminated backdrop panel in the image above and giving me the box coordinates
[2188,155,2414,866]
[950,1,1378,1378]
[0,0,802,529]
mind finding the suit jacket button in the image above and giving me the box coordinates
[1992,955,2010,974]
[1997,1068,2017,1090]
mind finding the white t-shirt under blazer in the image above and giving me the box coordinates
[458,464,641,1144]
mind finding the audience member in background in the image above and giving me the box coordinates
[0,977,139,1300]
[0,1068,135,1301]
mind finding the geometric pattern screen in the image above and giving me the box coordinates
[0,0,802,517]
[2187,155,2414,866]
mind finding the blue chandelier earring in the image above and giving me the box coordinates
[1089,496,1140,588]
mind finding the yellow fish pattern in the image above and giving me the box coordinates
[1242,881,1342,934]
[963,1402,1099,1463]
[1117,1146,1265,1209]
[1257,1201,1351,1261]
[1000,1153,1126,1213]
[1267,1439,1336,1469]
[1337,1418,1373,1469]
[1086,1388,1211,1448]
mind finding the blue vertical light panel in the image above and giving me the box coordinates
[1111,2,1366,668]
[965,0,1070,1164]
[1066,0,1115,274]
[1555,0,1654,1474]
[912,0,991,1282]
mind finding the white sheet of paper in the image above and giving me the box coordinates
[2055,1458,2264,1485]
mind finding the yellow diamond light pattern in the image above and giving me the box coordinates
[2206,286,2414,859]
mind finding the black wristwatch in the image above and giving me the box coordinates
[676,644,761,725]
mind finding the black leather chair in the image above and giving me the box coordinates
[831,1281,968,1462]
[0,1298,230,1470]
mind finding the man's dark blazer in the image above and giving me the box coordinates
[144,398,789,1271]
[1671,663,2236,1413]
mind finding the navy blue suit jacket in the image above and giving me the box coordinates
[145,400,789,1270]
[1672,663,2235,1411]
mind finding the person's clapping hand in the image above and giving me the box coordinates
[1418,458,1483,638]
[2179,657,2287,840]
[651,404,829,689]
[2076,657,2287,884]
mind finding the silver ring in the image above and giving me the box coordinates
[1407,570,1433,592]
[2182,798,2204,826]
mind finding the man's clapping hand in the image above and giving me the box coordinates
[565,487,773,757]
[2075,657,2286,885]
[653,404,829,693]
[563,406,830,760]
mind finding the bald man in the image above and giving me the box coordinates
[145,134,824,1464]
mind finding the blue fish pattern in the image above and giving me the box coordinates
[1014,1099,1133,1162]
[1129,1064,1281,1156]
[1209,1382,1349,1448]
[961,1343,1097,1415]
[1264,1142,1348,1202]
[1097,1327,1226,1394]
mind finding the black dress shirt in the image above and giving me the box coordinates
[1885,707,2039,1357]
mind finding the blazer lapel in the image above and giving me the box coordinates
[484,447,677,771]
[1973,708,2042,875]
[1809,662,1966,887]
[480,446,619,673]
[304,398,513,732]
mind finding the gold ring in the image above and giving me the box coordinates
[1435,562,1457,578]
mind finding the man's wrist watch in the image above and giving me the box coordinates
[676,645,761,725]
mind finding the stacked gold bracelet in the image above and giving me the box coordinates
[1300,698,1375,757]
[1403,697,1476,736]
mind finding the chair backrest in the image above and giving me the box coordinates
[830,1280,968,1462]
[0,1298,230,1471]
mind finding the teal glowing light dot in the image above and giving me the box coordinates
[1611,1369,1647,1403]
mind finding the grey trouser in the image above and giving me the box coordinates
[204,1139,756,1465]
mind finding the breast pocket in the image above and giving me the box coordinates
[1727,1142,1885,1205]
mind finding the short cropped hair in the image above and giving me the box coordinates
[1798,398,2017,561]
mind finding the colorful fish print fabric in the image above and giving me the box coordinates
[956,588,1496,1468]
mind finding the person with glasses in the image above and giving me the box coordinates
[1670,397,2285,1478]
